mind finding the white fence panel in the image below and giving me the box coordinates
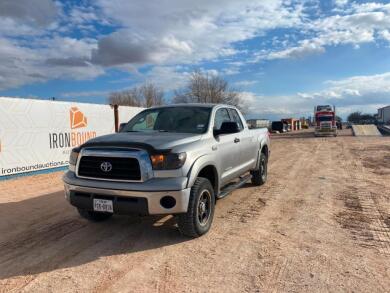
[0,97,142,177]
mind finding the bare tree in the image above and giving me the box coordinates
[173,70,247,112]
[108,83,165,107]
[141,83,165,107]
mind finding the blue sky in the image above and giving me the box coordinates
[1,0,390,120]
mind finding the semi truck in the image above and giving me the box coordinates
[63,104,270,237]
[314,105,337,137]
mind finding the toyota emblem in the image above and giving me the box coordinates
[100,161,112,172]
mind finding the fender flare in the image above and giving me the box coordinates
[186,154,219,192]
[255,141,269,170]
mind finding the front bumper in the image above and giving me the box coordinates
[315,127,337,135]
[63,171,191,215]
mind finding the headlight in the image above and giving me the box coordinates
[69,149,79,166]
[150,153,186,170]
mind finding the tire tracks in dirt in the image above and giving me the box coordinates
[1,131,390,292]
[98,139,315,292]
[336,139,390,255]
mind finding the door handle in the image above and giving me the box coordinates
[234,138,240,143]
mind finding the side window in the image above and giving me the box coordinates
[228,109,244,130]
[214,108,231,130]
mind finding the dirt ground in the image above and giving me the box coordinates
[0,129,389,292]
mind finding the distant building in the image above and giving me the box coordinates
[377,105,390,124]
[281,118,301,131]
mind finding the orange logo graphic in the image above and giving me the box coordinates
[70,107,87,129]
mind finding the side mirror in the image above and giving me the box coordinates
[118,123,127,132]
[214,121,240,136]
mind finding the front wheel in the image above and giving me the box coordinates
[177,177,215,238]
[251,152,268,186]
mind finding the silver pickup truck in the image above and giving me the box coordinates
[63,104,270,237]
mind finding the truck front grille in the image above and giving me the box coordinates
[78,156,141,181]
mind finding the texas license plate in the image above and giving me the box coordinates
[93,199,113,213]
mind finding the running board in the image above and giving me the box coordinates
[217,173,252,199]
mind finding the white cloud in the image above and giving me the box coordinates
[244,92,310,119]
[349,2,389,13]
[0,36,103,90]
[0,0,57,26]
[91,0,303,66]
[0,1,106,90]
[245,72,390,119]
[69,6,99,25]
[293,72,390,113]
[256,2,390,61]
[222,67,241,76]
[60,90,110,98]
[142,66,190,91]
[233,80,258,87]
[323,72,390,98]
[61,66,191,99]
[334,0,349,7]
[263,40,325,60]
[0,38,42,89]
[379,30,390,41]
[0,0,390,108]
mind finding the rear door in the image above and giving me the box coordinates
[213,108,241,185]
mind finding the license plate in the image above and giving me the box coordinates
[93,199,113,213]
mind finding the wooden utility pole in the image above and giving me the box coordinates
[113,104,119,132]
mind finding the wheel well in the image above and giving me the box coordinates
[197,165,218,194]
[261,144,268,157]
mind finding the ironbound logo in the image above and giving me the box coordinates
[70,107,87,129]
[100,161,112,172]
[49,107,96,149]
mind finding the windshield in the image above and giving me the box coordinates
[316,105,333,112]
[122,107,212,134]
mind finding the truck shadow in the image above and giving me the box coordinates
[0,191,190,280]
[271,131,319,139]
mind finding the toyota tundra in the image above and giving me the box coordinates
[63,104,270,237]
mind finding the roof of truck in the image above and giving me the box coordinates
[150,103,235,109]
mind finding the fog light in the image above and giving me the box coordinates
[160,196,176,209]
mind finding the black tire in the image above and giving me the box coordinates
[251,152,268,186]
[177,177,215,238]
[78,209,113,222]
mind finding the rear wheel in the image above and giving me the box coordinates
[78,209,113,222]
[251,152,268,186]
[177,177,215,238]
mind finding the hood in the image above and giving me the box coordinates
[81,131,202,151]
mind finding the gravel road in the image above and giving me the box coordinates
[1,129,389,292]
